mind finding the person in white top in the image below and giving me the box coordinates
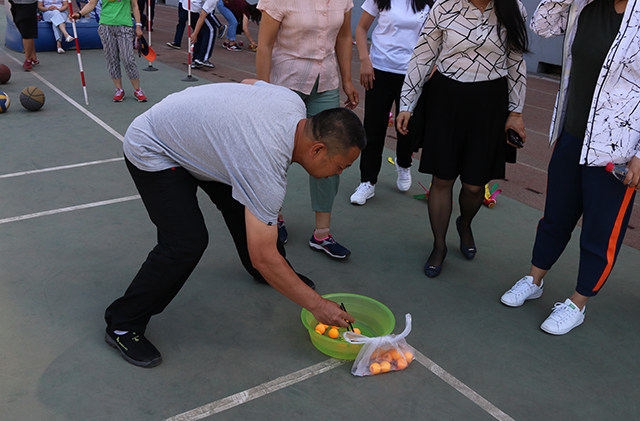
[396,0,528,278]
[37,0,74,53]
[349,0,431,206]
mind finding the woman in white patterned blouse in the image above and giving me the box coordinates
[396,0,528,278]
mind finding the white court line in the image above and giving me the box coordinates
[163,359,349,421]
[164,351,514,421]
[0,195,140,225]
[1,51,125,142]
[414,350,515,421]
[0,157,124,179]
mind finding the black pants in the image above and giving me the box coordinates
[105,159,286,333]
[359,69,416,184]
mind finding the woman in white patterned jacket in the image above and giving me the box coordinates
[500,0,640,335]
[396,0,529,278]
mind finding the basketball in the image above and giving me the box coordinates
[0,91,10,113]
[20,86,45,111]
[0,64,10,84]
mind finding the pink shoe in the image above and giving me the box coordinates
[23,60,32,71]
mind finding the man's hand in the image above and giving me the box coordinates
[309,298,354,328]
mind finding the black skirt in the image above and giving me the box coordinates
[413,71,516,186]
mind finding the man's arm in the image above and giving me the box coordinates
[245,209,353,327]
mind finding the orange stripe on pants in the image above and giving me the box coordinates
[593,187,635,292]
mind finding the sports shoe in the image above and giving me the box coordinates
[104,329,162,368]
[191,62,203,69]
[134,89,147,102]
[309,234,351,259]
[277,219,288,244]
[194,58,205,66]
[31,58,40,65]
[217,24,228,39]
[225,42,242,51]
[396,160,412,191]
[350,182,375,205]
[166,41,181,49]
[23,59,33,71]
[201,60,215,68]
[500,276,544,307]
[540,298,586,335]
[222,41,229,49]
[113,89,125,102]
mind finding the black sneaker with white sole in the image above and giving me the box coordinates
[105,329,162,368]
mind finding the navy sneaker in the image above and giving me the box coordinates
[278,219,288,244]
[105,329,162,368]
[309,234,351,259]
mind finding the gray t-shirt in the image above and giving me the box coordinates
[123,82,307,225]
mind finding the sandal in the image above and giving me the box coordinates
[57,47,65,54]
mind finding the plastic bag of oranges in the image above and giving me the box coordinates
[343,314,415,376]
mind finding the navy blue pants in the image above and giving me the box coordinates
[532,130,636,297]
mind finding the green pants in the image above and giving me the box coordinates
[294,82,340,213]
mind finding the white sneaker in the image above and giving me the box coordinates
[540,298,585,335]
[501,276,544,307]
[396,159,412,191]
[350,182,375,205]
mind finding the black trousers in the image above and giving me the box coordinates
[105,159,287,333]
[359,69,416,185]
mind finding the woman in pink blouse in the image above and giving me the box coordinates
[256,0,359,260]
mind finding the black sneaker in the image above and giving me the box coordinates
[166,41,181,49]
[105,329,162,368]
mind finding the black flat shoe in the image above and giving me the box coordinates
[456,217,476,260]
[424,247,447,278]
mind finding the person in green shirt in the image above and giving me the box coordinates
[72,0,148,102]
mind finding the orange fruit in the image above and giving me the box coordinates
[396,358,408,370]
[390,349,402,360]
[353,327,361,334]
[404,351,414,362]
[315,324,326,334]
[328,328,339,339]
[380,352,393,362]
[380,361,391,372]
[369,362,381,375]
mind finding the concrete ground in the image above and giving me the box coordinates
[1,3,639,421]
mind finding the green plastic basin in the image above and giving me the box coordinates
[301,293,395,360]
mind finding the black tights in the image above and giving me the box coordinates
[427,176,484,266]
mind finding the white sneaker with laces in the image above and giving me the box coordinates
[350,182,375,205]
[501,276,544,307]
[396,159,412,191]
[540,298,585,335]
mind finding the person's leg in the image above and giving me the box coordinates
[97,24,124,91]
[530,130,585,283]
[202,14,216,62]
[114,26,142,92]
[426,176,455,270]
[359,69,398,185]
[43,10,63,42]
[216,0,237,42]
[105,161,209,334]
[172,3,187,46]
[575,165,637,302]
[190,13,206,61]
[456,182,484,256]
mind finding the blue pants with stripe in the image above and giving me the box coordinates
[532,130,636,297]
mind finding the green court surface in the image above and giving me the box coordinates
[1,4,639,420]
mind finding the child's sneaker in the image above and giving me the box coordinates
[217,24,228,39]
[222,41,230,49]
[166,41,180,49]
[500,276,544,307]
[113,89,125,102]
[225,42,242,51]
[540,298,585,335]
[309,234,351,259]
[134,89,147,102]
[201,60,215,68]
[350,182,375,205]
